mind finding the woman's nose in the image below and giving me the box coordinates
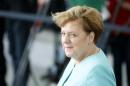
[62,34,70,43]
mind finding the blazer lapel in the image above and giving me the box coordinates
[57,59,76,86]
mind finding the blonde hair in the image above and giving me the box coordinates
[52,6,104,43]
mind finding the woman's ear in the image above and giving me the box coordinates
[89,32,95,42]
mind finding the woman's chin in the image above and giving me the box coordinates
[65,52,73,58]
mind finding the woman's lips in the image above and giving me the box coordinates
[65,47,73,50]
[64,46,73,48]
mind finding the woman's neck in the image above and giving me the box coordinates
[76,44,99,64]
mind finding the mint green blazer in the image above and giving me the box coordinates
[57,49,116,86]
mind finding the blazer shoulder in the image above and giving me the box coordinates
[85,65,116,86]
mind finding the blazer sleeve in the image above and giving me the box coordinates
[86,66,116,86]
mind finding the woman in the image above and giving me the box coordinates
[52,6,116,86]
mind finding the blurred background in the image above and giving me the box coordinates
[0,0,130,86]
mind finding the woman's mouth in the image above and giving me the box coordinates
[65,47,73,51]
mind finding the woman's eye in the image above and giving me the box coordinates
[61,32,65,36]
[60,32,78,38]
[70,33,77,37]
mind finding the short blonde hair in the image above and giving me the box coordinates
[52,6,104,43]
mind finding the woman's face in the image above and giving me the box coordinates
[61,20,94,61]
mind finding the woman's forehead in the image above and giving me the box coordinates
[61,20,84,31]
